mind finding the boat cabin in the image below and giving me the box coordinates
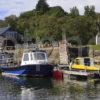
[70,57,100,71]
[73,57,95,66]
[21,50,48,66]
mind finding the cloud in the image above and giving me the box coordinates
[15,1,24,5]
[47,0,100,14]
[0,0,100,19]
[0,0,38,19]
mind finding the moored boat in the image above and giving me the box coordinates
[0,50,54,77]
[61,57,100,79]
[69,57,100,73]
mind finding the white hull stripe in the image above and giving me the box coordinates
[2,73,27,76]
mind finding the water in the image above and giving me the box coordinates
[0,76,100,100]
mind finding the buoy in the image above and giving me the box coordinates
[53,67,63,80]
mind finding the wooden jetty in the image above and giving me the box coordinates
[61,69,98,80]
[62,70,93,76]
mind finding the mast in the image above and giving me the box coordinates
[35,32,39,50]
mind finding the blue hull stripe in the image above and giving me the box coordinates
[1,64,53,76]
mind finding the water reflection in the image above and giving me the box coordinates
[0,76,53,100]
[0,76,100,100]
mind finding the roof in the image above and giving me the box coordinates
[0,26,10,35]
[32,50,47,53]
[24,50,47,53]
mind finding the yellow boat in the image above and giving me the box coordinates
[70,57,100,72]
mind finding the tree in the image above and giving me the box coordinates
[36,0,49,14]
[84,5,96,17]
[70,7,79,17]
[47,6,67,17]
[0,20,8,27]
[1,3,98,45]
[5,15,17,30]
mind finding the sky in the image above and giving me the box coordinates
[0,0,100,20]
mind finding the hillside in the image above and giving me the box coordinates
[0,0,100,45]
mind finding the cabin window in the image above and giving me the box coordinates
[34,52,45,60]
[84,58,90,66]
[23,54,29,61]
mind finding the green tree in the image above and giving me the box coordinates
[0,20,8,27]
[70,7,79,17]
[84,5,96,17]
[47,6,67,17]
[1,3,99,46]
[36,0,49,14]
[5,15,17,30]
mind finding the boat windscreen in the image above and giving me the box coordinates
[84,58,90,66]
[34,52,46,60]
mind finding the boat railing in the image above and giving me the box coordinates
[2,44,37,51]
[15,43,37,50]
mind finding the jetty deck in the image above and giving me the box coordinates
[61,70,94,76]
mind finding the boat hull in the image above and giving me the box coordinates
[71,64,100,72]
[1,64,54,77]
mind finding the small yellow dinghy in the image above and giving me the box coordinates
[70,57,100,72]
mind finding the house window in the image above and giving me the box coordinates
[23,54,29,61]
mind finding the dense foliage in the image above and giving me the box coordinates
[0,0,100,45]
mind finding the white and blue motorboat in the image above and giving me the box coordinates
[1,50,54,77]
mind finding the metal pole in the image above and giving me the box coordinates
[78,37,82,57]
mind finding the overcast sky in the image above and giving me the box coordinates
[0,0,100,19]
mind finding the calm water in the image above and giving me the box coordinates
[0,76,100,100]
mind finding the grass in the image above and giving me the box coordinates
[89,45,100,50]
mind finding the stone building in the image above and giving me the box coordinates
[0,26,22,50]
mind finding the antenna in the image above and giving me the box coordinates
[97,18,100,32]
